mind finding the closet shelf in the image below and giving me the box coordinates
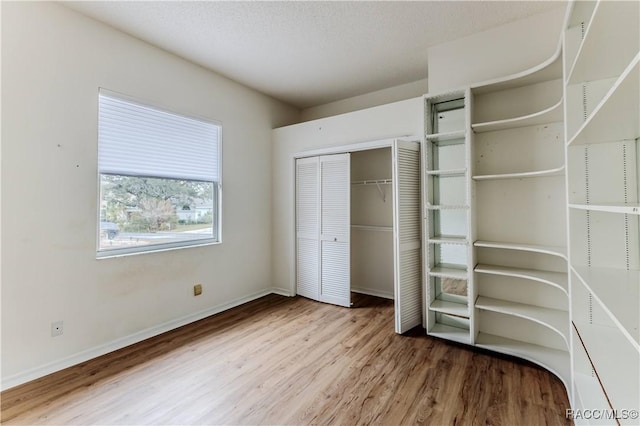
[472,166,565,181]
[571,265,640,349]
[426,204,469,210]
[429,323,470,344]
[566,0,640,85]
[475,264,568,295]
[350,224,393,232]
[428,236,468,245]
[475,297,569,346]
[573,322,640,410]
[471,98,563,133]
[568,55,639,146]
[474,240,567,260]
[429,266,467,280]
[351,179,392,186]
[475,332,570,388]
[569,203,640,215]
[425,130,465,142]
[425,168,466,176]
[429,299,469,317]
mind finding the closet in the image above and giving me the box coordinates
[295,138,422,334]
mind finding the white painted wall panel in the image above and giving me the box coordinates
[1,2,299,388]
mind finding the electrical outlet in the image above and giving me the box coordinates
[193,284,202,296]
[51,321,63,337]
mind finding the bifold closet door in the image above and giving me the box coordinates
[295,154,351,307]
[319,154,351,307]
[296,157,320,301]
[393,140,422,333]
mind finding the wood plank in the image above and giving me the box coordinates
[1,294,571,425]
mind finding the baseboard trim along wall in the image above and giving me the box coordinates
[1,288,292,391]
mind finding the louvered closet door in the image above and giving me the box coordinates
[393,140,422,333]
[296,157,320,301]
[319,154,351,307]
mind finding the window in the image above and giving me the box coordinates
[97,90,221,257]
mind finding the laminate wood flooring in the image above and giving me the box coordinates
[1,294,571,425]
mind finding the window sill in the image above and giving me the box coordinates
[96,239,221,260]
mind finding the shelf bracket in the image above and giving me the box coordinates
[375,182,386,202]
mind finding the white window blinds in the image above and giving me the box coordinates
[98,91,220,182]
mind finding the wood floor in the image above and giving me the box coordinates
[1,294,571,425]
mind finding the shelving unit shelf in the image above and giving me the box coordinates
[473,166,565,181]
[572,265,640,349]
[475,264,568,294]
[429,299,469,318]
[471,98,563,133]
[474,240,567,259]
[476,332,570,388]
[476,297,569,346]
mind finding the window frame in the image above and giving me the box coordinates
[96,89,222,258]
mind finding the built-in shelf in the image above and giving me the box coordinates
[425,130,465,142]
[471,49,563,95]
[568,55,639,146]
[572,265,640,349]
[574,321,640,412]
[566,0,640,85]
[475,297,569,346]
[471,98,563,133]
[564,1,598,79]
[425,169,466,176]
[429,323,470,344]
[473,166,565,181]
[430,299,469,317]
[429,236,468,245]
[426,204,469,210]
[569,203,640,215]
[474,240,567,260]
[429,266,467,280]
[351,179,392,186]
[350,224,393,232]
[573,373,612,412]
[475,264,568,295]
[475,332,570,388]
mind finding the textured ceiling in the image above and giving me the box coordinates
[62,1,563,109]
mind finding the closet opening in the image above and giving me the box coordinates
[294,138,422,334]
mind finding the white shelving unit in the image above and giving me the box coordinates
[469,45,570,389]
[564,0,640,420]
[424,90,475,345]
[420,3,639,416]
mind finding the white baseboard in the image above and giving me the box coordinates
[271,286,294,297]
[351,287,394,300]
[1,288,281,391]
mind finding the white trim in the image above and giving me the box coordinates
[351,287,394,300]
[1,288,276,391]
[270,287,295,297]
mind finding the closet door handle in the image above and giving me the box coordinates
[334,237,338,242]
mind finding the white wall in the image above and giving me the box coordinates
[301,79,428,122]
[1,2,299,389]
[271,98,423,294]
[427,6,566,94]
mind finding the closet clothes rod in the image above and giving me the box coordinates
[351,179,392,201]
[351,224,393,232]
